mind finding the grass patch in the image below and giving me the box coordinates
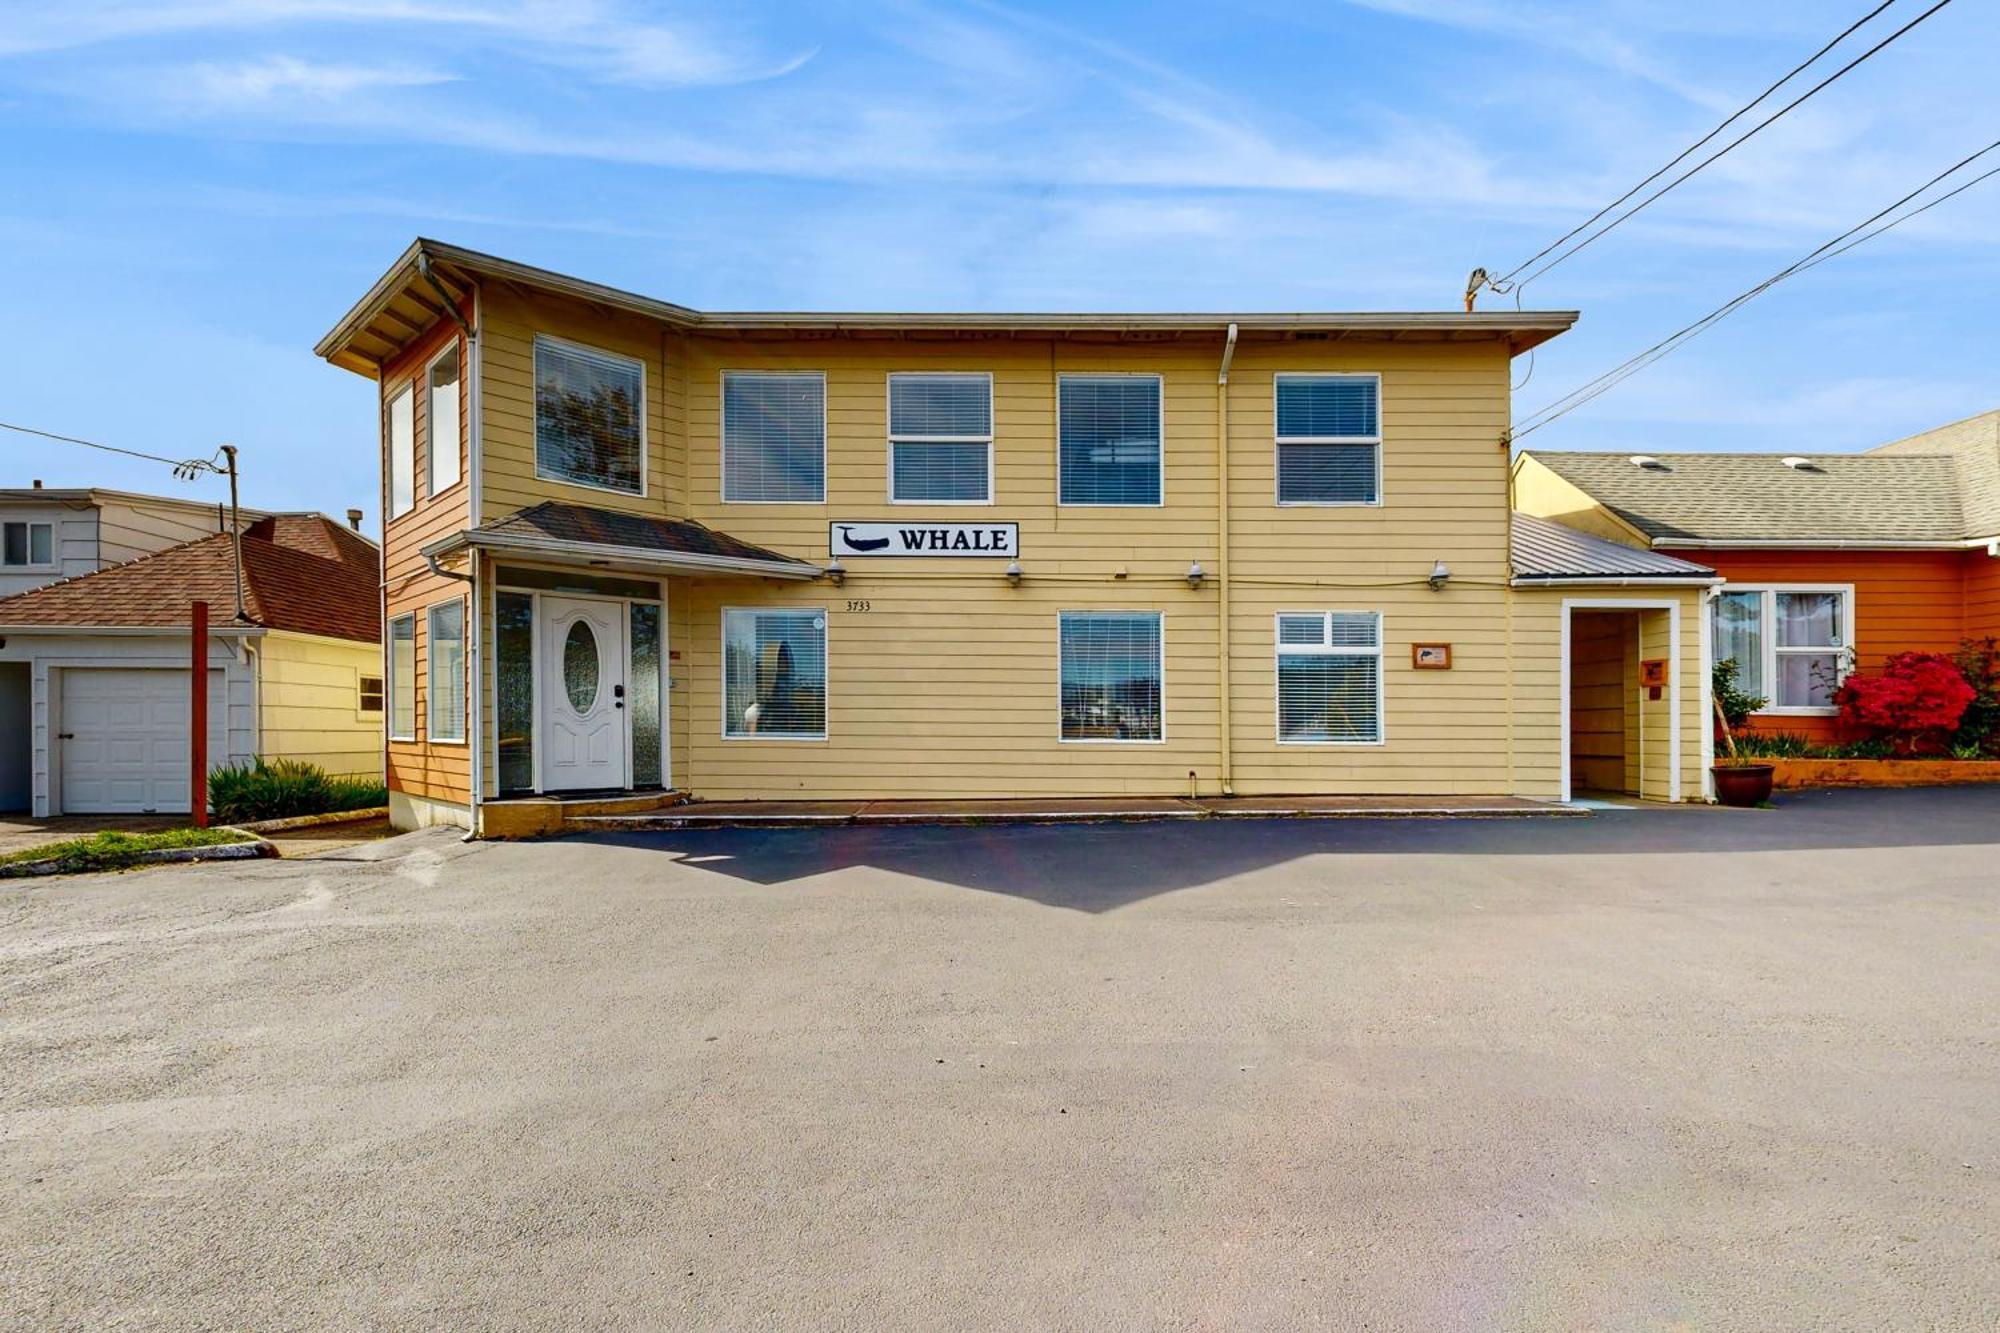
[0,827,256,875]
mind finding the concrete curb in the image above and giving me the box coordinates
[232,807,390,834]
[567,801,1587,833]
[0,835,276,879]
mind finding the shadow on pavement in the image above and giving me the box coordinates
[568,786,2000,914]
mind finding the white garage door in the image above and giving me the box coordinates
[59,668,227,815]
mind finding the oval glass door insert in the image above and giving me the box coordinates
[563,620,600,712]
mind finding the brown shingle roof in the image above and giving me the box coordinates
[0,514,379,642]
[1524,451,1968,544]
[474,501,818,570]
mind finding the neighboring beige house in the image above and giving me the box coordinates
[0,514,381,816]
[0,484,257,598]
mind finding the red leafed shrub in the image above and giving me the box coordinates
[1834,652,1977,755]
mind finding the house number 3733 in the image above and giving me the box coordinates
[846,600,872,613]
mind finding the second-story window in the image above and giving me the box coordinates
[427,344,462,496]
[889,372,992,503]
[1276,373,1381,505]
[387,383,415,519]
[1059,374,1162,506]
[2,521,53,567]
[723,371,825,503]
[535,335,644,495]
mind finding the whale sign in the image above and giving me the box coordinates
[830,522,1019,559]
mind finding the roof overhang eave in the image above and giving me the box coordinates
[0,623,269,637]
[1649,537,1979,550]
[1510,575,1723,587]
[425,528,823,581]
[317,239,1579,368]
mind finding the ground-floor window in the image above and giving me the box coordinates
[427,600,466,742]
[1059,611,1163,741]
[724,608,827,739]
[1276,611,1383,743]
[388,614,416,740]
[1712,587,1851,712]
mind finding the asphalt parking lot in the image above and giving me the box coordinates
[3,788,1997,1331]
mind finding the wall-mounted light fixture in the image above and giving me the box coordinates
[1005,560,1023,587]
[1186,561,1206,590]
[1427,558,1451,591]
[825,558,846,587]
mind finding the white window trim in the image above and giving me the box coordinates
[1056,372,1166,509]
[1716,583,1855,717]
[357,670,385,722]
[1273,372,1383,508]
[720,607,829,741]
[1273,610,1387,746]
[1056,610,1167,745]
[886,370,994,505]
[386,382,416,520]
[532,333,649,498]
[426,598,468,744]
[721,370,828,505]
[1,520,56,569]
[387,613,417,742]
[425,340,465,500]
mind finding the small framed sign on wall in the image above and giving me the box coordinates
[1412,643,1452,670]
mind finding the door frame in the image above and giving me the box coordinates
[1559,597,1689,805]
[507,582,669,797]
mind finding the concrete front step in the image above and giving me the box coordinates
[484,790,688,838]
[563,794,1581,832]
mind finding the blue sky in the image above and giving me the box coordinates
[1,0,1994,517]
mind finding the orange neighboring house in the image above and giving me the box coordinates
[1516,408,2000,740]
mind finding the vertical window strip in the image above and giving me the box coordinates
[427,344,462,496]
[1059,612,1163,741]
[427,601,466,742]
[387,384,415,518]
[534,335,644,495]
[724,372,826,502]
[495,592,535,793]
[1058,375,1162,506]
[723,609,827,738]
[889,373,992,502]
[1276,611,1382,744]
[1275,374,1380,505]
[630,603,664,786]
[388,614,417,741]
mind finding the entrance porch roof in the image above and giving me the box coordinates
[424,502,823,581]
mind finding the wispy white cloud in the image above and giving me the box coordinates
[184,54,451,103]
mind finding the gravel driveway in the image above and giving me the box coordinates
[3,789,1996,1331]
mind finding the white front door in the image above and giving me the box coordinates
[540,596,626,791]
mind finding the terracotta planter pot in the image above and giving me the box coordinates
[1712,763,1775,807]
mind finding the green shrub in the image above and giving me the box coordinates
[1712,658,1767,731]
[1951,637,2000,757]
[209,759,387,824]
[1732,731,1817,758]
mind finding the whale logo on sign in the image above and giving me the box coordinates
[834,525,892,552]
[829,522,1019,558]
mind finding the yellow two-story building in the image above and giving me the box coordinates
[318,241,1717,834]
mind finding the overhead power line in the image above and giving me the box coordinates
[1512,140,2000,439]
[1477,0,1955,300]
[0,419,225,478]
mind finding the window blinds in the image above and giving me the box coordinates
[1276,375,1379,504]
[534,337,643,494]
[1059,376,1162,506]
[724,373,826,503]
[890,373,991,502]
[1276,612,1381,743]
[1059,611,1163,740]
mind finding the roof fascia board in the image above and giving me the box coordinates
[0,624,269,637]
[1511,576,1723,587]
[1651,537,1976,550]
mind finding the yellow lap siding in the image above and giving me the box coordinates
[255,631,384,778]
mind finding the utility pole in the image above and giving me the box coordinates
[220,444,247,623]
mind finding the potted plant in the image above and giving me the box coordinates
[1711,658,1774,807]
